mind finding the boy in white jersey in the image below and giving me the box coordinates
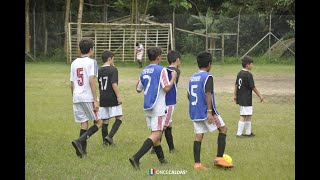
[70,38,102,158]
[129,47,177,170]
[135,42,144,68]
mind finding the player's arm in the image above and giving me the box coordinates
[89,75,99,112]
[70,81,74,95]
[112,83,122,104]
[233,84,238,103]
[205,77,214,124]
[253,87,264,102]
[136,80,143,93]
[163,70,177,92]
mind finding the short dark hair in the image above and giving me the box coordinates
[136,42,139,46]
[196,51,212,68]
[241,55,253,68]
[147,47,162,61]
[79,38,94,54]
[167,50,181,64]
[101,50,114,63]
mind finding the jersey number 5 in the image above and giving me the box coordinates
[77,68,84,86]
[191,85,198,105]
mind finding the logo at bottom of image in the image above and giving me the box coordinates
[148,168,188,176]
[149,168,156,176]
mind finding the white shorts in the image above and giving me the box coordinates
[73,102,100,123]
[99,105,123,120]
[137,54,143,60]
[193,115,225,134]
[164,105,174,127]
[240,106,253,115]
[146,115,166,131]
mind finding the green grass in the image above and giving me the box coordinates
[26,62,294,179]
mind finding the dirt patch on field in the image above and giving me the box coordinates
[178,75,295,96]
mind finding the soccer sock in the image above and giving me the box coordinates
[153,145,166,162]
[237,121,245,136]
[193,141,201,163]
[138,61,142,67]
[217,133,226,157]
[133,138,154,162]
[245,121,252,135]
[80,129,87,153]
[78,124,99,142]
[102,123,109,143]
[108,119,122,138]
[165,127,174,150]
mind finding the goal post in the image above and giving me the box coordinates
[67,23,172,63]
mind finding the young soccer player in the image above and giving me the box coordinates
[98,50,123,146]
[150,50,181,154]
[129,47,177,170]
[188,51,234,170]
[234,55,264,138]
[70,38,102,158]
[135,42,144,68]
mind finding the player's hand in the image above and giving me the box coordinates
[259,96,264,102]
[93,100,99,112]
[233,96,237,103]
[207,113,214,124]
[117,96,122,105]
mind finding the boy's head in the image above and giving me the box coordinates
[196,51,212,70]
[136,42,139,46]
[241,55,253,69]
[102,50,114,63]
[167,50,181,67]
[79,38,94,55]
[147,47,162,62]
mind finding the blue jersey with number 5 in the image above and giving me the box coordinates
[188,71,213,121]
[140,64,164,110]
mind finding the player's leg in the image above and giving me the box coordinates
[164,106,175,152]
[213,115,234,167]
[72,102,102,157]
[102,119,109,146]
[236,106,247,137]
[245,115,255,137]
[150,116,167,164]
[105,105,123,145]
[192,121,207,170]
[100,106,110,146]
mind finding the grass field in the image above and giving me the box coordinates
[25,62,295,179]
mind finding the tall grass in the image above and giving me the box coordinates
[26,62,294,179]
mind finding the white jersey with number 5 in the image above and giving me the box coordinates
[70,57,96,103]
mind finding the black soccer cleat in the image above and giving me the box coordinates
[72,140,85,158]
[244,133,255,137]
[160,158,168,165]
[169,149,176,153]
[105,135,113,145]
[129,157,140,170]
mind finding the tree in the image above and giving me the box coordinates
[77,0,84,55]
[64,0,71,53]
[25,0,30,53]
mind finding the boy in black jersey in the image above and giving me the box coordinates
[98,50,123,145]
[233,56,264,138]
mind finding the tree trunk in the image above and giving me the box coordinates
[25,0,30,53]
[77,0,84,55]
[43,0,47,56]
[64,0,71,53]
[172,6,175,50]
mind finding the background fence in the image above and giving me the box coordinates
[26,11,295,63]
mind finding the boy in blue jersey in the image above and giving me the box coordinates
[187,51,234,170]
[129,47,177,170]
